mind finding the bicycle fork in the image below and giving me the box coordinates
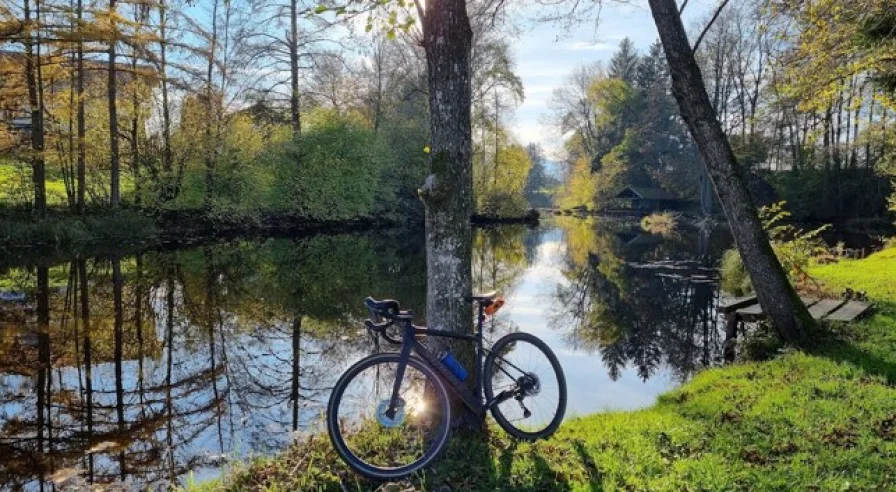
[384,322,415,420]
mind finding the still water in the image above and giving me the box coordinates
[0,217,733,489]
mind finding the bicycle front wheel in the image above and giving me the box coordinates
[327,353,451,480]
[484,332,567,440]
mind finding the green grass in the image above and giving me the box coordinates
[197,246,896,491]
[809,247,896,301]
[0,161,70,207]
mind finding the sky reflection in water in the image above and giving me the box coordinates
[0,218,731,489]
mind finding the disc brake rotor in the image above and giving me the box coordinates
[376,399,406,428]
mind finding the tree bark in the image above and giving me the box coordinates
[24,0,46,218]
[420,0,475,364]
[289,0,302,140]
[647,0,813,345]
[108,0,121,207]
[76,0,86,213]
[130,7,141,206]
[159,0,174,200]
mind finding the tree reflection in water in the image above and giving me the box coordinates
[0,231,429,489]
[0,220,727,488]
[553,217,732,382]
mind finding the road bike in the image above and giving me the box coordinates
[326,292,567,480]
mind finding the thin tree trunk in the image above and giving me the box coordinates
[866,93,875,168]
[24,0,46,218]
[130,5,143,206]
[493,92,499,189]
[850,81,862,168]
[647,0,813,345]
[77,0,86,213]
[159,0,173,200]
[204,0,219,211]
[108,0,121,207]
[419,0,475,370]
[289,0,302,140]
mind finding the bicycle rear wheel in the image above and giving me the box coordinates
[484,332,567,440]
[327,353,451,480]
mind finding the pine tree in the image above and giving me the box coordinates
[608,38,640,85]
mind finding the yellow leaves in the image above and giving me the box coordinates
[557,157,599,211]
[776,0,896,112]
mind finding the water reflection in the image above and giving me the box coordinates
[0,220,731,488]
[551,217,731,383]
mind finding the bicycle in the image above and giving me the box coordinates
[326,292,567,480]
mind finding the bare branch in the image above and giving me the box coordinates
[692,0,730,54]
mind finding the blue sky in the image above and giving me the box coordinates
[509,0,714,156]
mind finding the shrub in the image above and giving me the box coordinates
[640,211,678,236]
[718,201,829,295]
[720,248,752,296]
[268,110,387,221]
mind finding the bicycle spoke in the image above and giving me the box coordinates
[332,359,448,471]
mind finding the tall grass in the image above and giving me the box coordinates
[640,211,678,236]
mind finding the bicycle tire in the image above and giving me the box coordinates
[327,353,451,480]
[483,332,567,440]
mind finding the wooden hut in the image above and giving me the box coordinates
[615,186,680,212]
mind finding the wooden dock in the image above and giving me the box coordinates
[719,294,873,362]
[720,295,873,323]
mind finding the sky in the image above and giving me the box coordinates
[508,0,715,158]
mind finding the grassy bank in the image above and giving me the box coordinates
[198,248,896,491]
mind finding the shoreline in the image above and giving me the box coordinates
[190,247,896,491]
[0,208,544,266]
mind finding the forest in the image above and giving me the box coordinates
[2,0,894,238]
[553,0,895,225]
[0,0,547,243]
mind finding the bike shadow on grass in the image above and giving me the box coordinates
[403,429,604,492]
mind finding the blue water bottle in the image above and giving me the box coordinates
[438,351,468,382]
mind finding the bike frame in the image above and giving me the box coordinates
[383,302,518,419]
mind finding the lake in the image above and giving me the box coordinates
[0,217,735,489]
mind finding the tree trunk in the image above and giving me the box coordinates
[76,0,86,214]
[420,0,475,369]
[647,0,813,345]
[204,0,219,212]
[159,0,173,200]
[289,0,302,140]
[130,11,141,206]
[24,0,46,218]
[108,0,121,207]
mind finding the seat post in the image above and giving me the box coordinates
[475,302,485,402]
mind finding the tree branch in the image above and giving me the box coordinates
[692,0,730,54]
